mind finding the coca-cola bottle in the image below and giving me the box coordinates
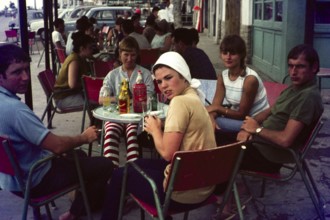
[118,78,130,114]
[133,70,147,113]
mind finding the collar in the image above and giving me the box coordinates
[290,77,317,91]
[0,86,21,100]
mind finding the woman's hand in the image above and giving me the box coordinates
[209,113,220,130]
[144,115,162,136]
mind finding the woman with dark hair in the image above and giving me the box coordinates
[54,31,94,110]
[207,34,269,134]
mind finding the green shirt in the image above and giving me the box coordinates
[256,78,324,163]
[54,52,91,100]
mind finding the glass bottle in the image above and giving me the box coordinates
[118,78,130,114]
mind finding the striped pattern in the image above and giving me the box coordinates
[103,122,139,166]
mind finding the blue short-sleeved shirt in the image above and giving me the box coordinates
[0,86,52,191]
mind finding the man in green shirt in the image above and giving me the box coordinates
[237,44,324,173]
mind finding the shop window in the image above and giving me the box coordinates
[254,0,282,22]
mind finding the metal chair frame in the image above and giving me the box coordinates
[0,136,92,220]
[118,142,246,220]
[240,118,325,220]
[38,69,83,128]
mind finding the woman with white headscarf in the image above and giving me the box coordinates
[101,52,217,220]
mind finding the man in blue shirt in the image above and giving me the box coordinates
[0,44,114,220]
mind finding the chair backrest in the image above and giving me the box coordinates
[0,136,15,176]
[165,142,245,191]
[37,69,56,98]
[28,31,36,39]
[5,29,18,38]
[299,117,323,158]
[82,75,104,104]
[93,59,114,77]
[263,81,288,106]
[55,48,67,64]
[102,25,110,35]
[0,136,25,191]
[199,79,217,105]
[139,48,160,69]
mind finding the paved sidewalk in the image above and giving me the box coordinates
[0,32,330,220]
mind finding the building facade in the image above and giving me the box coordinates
[199,0,330,83]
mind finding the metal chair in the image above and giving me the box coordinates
[240,117,325,220]
[0,135,91,220]
[37,69,83,128]
[5,29,19,44]
[118,142,246,220]
[263,81,288,106]
[92,59,114,78]
[139,48,160,70]
[81,75,103,156]
[28,31,40,54]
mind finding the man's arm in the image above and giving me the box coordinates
[40,126,98,154]
[241,116,304,148]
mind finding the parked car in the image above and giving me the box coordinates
[8,10,43,29]
[30,5,96,36]
[83,6,145,30]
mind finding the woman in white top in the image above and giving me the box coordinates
[206,35,269,133]
[151,19,172,53]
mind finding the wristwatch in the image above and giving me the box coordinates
[255,127,263,135]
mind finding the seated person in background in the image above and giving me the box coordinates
[207,34,269,134]
[131,13,144,34]
[172,27,217,79]
[52,18,66,50]
[107,17,125,68]
[54,32,94,110]
[0,44,114,220]
[238,44,323,173]
[98,36,154,167]
[100,51,217,220]
[151,19,172,53]
[121,19,151,49]
[143,14,157,44]
[146,6,160,25]
[66,16,94,55]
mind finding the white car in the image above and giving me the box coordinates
[8,10,43,29]
[30,8,75,35]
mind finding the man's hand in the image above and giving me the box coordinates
[81,126,98,143]
[237,130,252,142]
[241,116,260,134]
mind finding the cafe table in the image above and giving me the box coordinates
[92,106,166,155]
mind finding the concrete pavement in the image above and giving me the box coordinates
[0,32,330,220]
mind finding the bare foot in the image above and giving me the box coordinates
[59,211,76,220]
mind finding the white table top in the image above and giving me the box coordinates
[92,106,166,124]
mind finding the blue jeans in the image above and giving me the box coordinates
[101,158,206,220]
[215,117,243,133]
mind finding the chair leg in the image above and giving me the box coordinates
[260,178,266,197]
[32,207,42,220]
[299,160,325,220]
[50,201,57,210]
[232,182,244,220]
[38,49,45,67]
[45,204,53,220]
[140,208,145,220]
[183,211,189,220]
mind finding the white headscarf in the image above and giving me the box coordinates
[152,51,205,104]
